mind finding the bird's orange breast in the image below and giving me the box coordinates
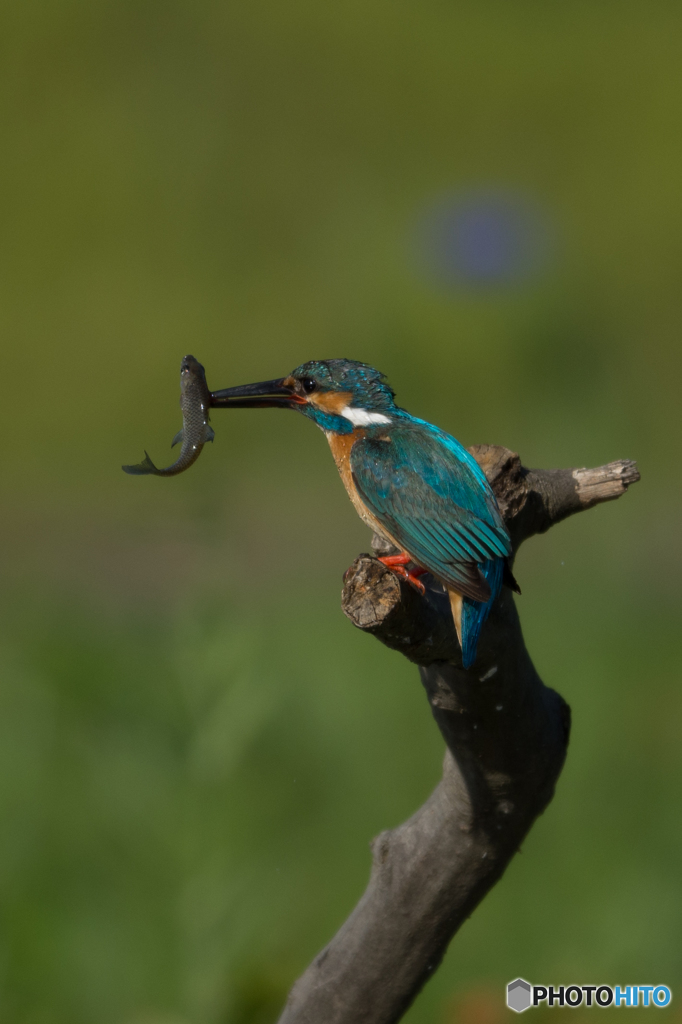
[325,429,365,508]
[325,430,395,542]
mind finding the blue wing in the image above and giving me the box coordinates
[350,417,511,602]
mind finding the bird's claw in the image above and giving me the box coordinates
[377,554,427,595]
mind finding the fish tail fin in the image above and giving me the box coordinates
[458,558,504,669]
[122,451,158,475]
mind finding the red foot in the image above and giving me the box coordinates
[378,553,427,595]
[378,553,411,566]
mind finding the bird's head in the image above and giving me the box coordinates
[211,358,397,433]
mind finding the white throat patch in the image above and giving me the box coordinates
[341,406,392,426]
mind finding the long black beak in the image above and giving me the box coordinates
[210,377,304,409]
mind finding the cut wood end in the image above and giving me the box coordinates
[342,555,402,630]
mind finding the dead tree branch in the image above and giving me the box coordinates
[278,447,639,1024]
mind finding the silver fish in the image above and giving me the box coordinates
[122,354,215,476]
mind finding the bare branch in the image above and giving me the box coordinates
[466,446,640,548]
[278,446,639,1024]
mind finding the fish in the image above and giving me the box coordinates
[122,354,215,476]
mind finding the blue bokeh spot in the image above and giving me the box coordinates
[418,190,550,288]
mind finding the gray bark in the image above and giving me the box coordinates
[278,446,639,1024]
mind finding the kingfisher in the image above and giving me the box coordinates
[211,359,518,668]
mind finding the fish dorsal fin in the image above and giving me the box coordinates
[171,429,184,448]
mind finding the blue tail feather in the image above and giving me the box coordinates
[460,558,503,669]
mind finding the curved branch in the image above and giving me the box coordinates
[278,446,639,1024]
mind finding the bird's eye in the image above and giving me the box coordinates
[300,377,317,394]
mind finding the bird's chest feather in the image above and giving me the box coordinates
[325,430,387,535]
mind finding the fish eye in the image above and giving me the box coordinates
[300,377,317,394]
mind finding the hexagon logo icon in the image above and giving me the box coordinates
[507,978,532,1013]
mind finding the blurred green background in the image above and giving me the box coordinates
[1,1,680,1022]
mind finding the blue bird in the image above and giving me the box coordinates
[211,359,518,668]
